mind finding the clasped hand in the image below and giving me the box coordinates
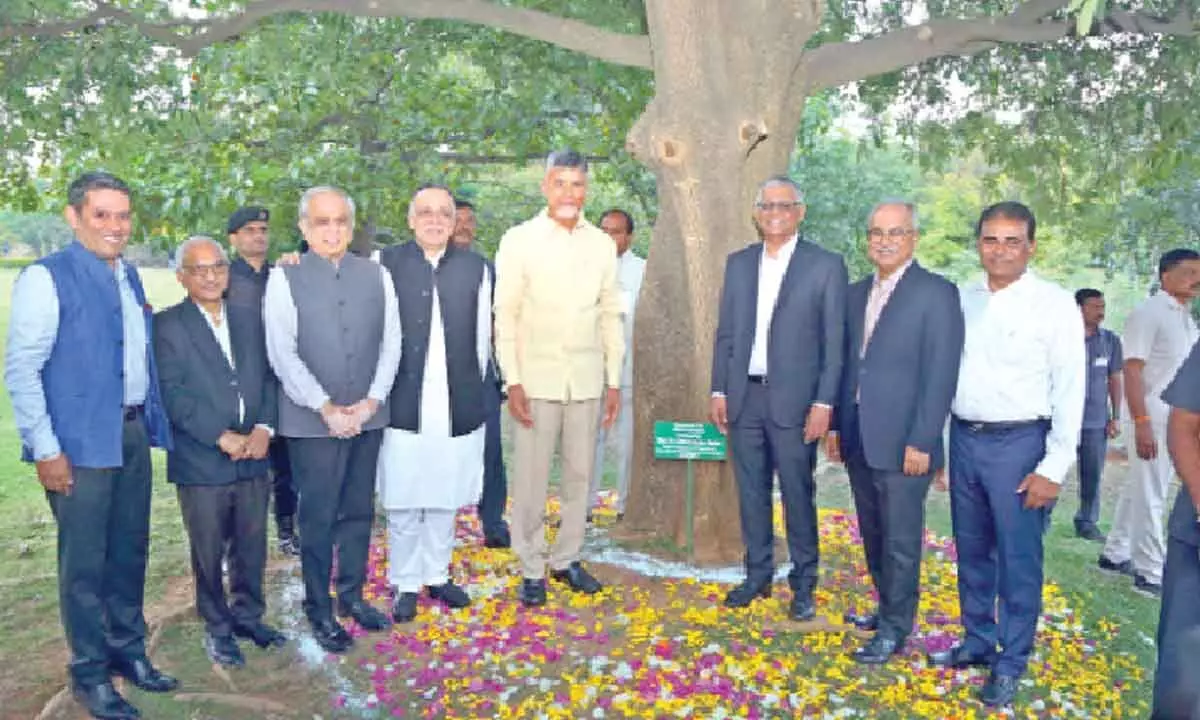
[321,399,379,439]
[218,426,272,460]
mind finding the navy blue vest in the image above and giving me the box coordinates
[380,242,487,437]
[30,242,172,468]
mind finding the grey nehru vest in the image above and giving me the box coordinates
[278,252,389,437]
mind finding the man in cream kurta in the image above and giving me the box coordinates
[494,151,624,607]
[376,186,492,623]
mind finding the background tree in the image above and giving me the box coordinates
[2,0,1197,561]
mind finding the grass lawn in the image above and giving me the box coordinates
[0,267,1164,719]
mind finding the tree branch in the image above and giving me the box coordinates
[1,0,652,69]
[804,0,1198,92]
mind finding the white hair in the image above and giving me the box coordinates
[868,199,920,231]
[754,175,805,206]
[175,235,227,267]
[298,185,356,225]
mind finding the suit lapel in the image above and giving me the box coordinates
[848,278,871,356]
[862,262,920,358]
[745,243,762,328]
[183,301,235,378]
[771,238,808,316]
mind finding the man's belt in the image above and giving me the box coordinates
[123,405,144,422]
[953,416,1049,433]
[748,375,767,385]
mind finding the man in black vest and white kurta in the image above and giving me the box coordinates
[377,185,490,622]
[263,186,402,653]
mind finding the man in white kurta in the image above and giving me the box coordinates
[376,186,492,622]
[590,209,645,519]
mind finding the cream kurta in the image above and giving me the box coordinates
[376,267,491,510]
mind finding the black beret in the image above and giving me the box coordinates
[227,206,270,234]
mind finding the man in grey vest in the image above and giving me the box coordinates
[263,186,402,653]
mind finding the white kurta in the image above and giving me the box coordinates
[377,263,491,511]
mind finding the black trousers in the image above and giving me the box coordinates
[269,438,297,522]
[177,476,269,637]
[287,431,383,623]
[1153,502,1200,719]
[46,411,152,687]
[846,454,931,643]
[476,390,508,534]
[728,382,819,597]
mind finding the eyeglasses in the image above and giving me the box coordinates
[756,201,802,212]
[867,228,915,241]
[979,236,1029,250]
[182,262,230,278]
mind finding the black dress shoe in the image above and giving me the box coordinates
[520,578,547,607]
[980,673,1020,707]
[843,610,879,631]
[483,526,512,549]
[309,618,353,654]
[73,681,140,720]
[724,580,771,608]
[110,657,178,693]
[789,596,816,622]
[203,633,245,668]
[550,562,603,594]
[392,591,419,623]
[852,635,901,664]
[926,643,995,669]
[337,599,392,631]
[428,582,471,609]
[232,621,287,649]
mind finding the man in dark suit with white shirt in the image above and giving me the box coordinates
[826,201,965,664]
[710,175,848,620]
[155,236,287,668]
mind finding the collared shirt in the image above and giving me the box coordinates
[7,258,148,460]
[1082,328,1122,429]
[615,251,646,388]
[862,259,913,355]
[494,210,624,402]
[747,235,798,376]
[263,257,402,411]
[1122,291,1199,405]
[194,300,244,424]
[952,271,1086,484]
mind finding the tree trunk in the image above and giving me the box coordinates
[623,1,821,563]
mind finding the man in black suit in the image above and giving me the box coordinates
[155,236,287,668]
[826,201,965,663]
[710,175,848,620]
[225,206,301,557]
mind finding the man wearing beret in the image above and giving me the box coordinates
[227,206,301,557]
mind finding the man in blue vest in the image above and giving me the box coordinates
[5,171,177,720]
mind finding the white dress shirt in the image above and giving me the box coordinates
[747,236,797,376]
[952,271,1086,484]
[1122,290,1199,405]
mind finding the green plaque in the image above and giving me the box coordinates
[653,421,726,461]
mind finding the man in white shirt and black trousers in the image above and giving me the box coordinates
[927,202,1086,709]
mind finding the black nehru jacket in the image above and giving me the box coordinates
[378,241,488,437]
